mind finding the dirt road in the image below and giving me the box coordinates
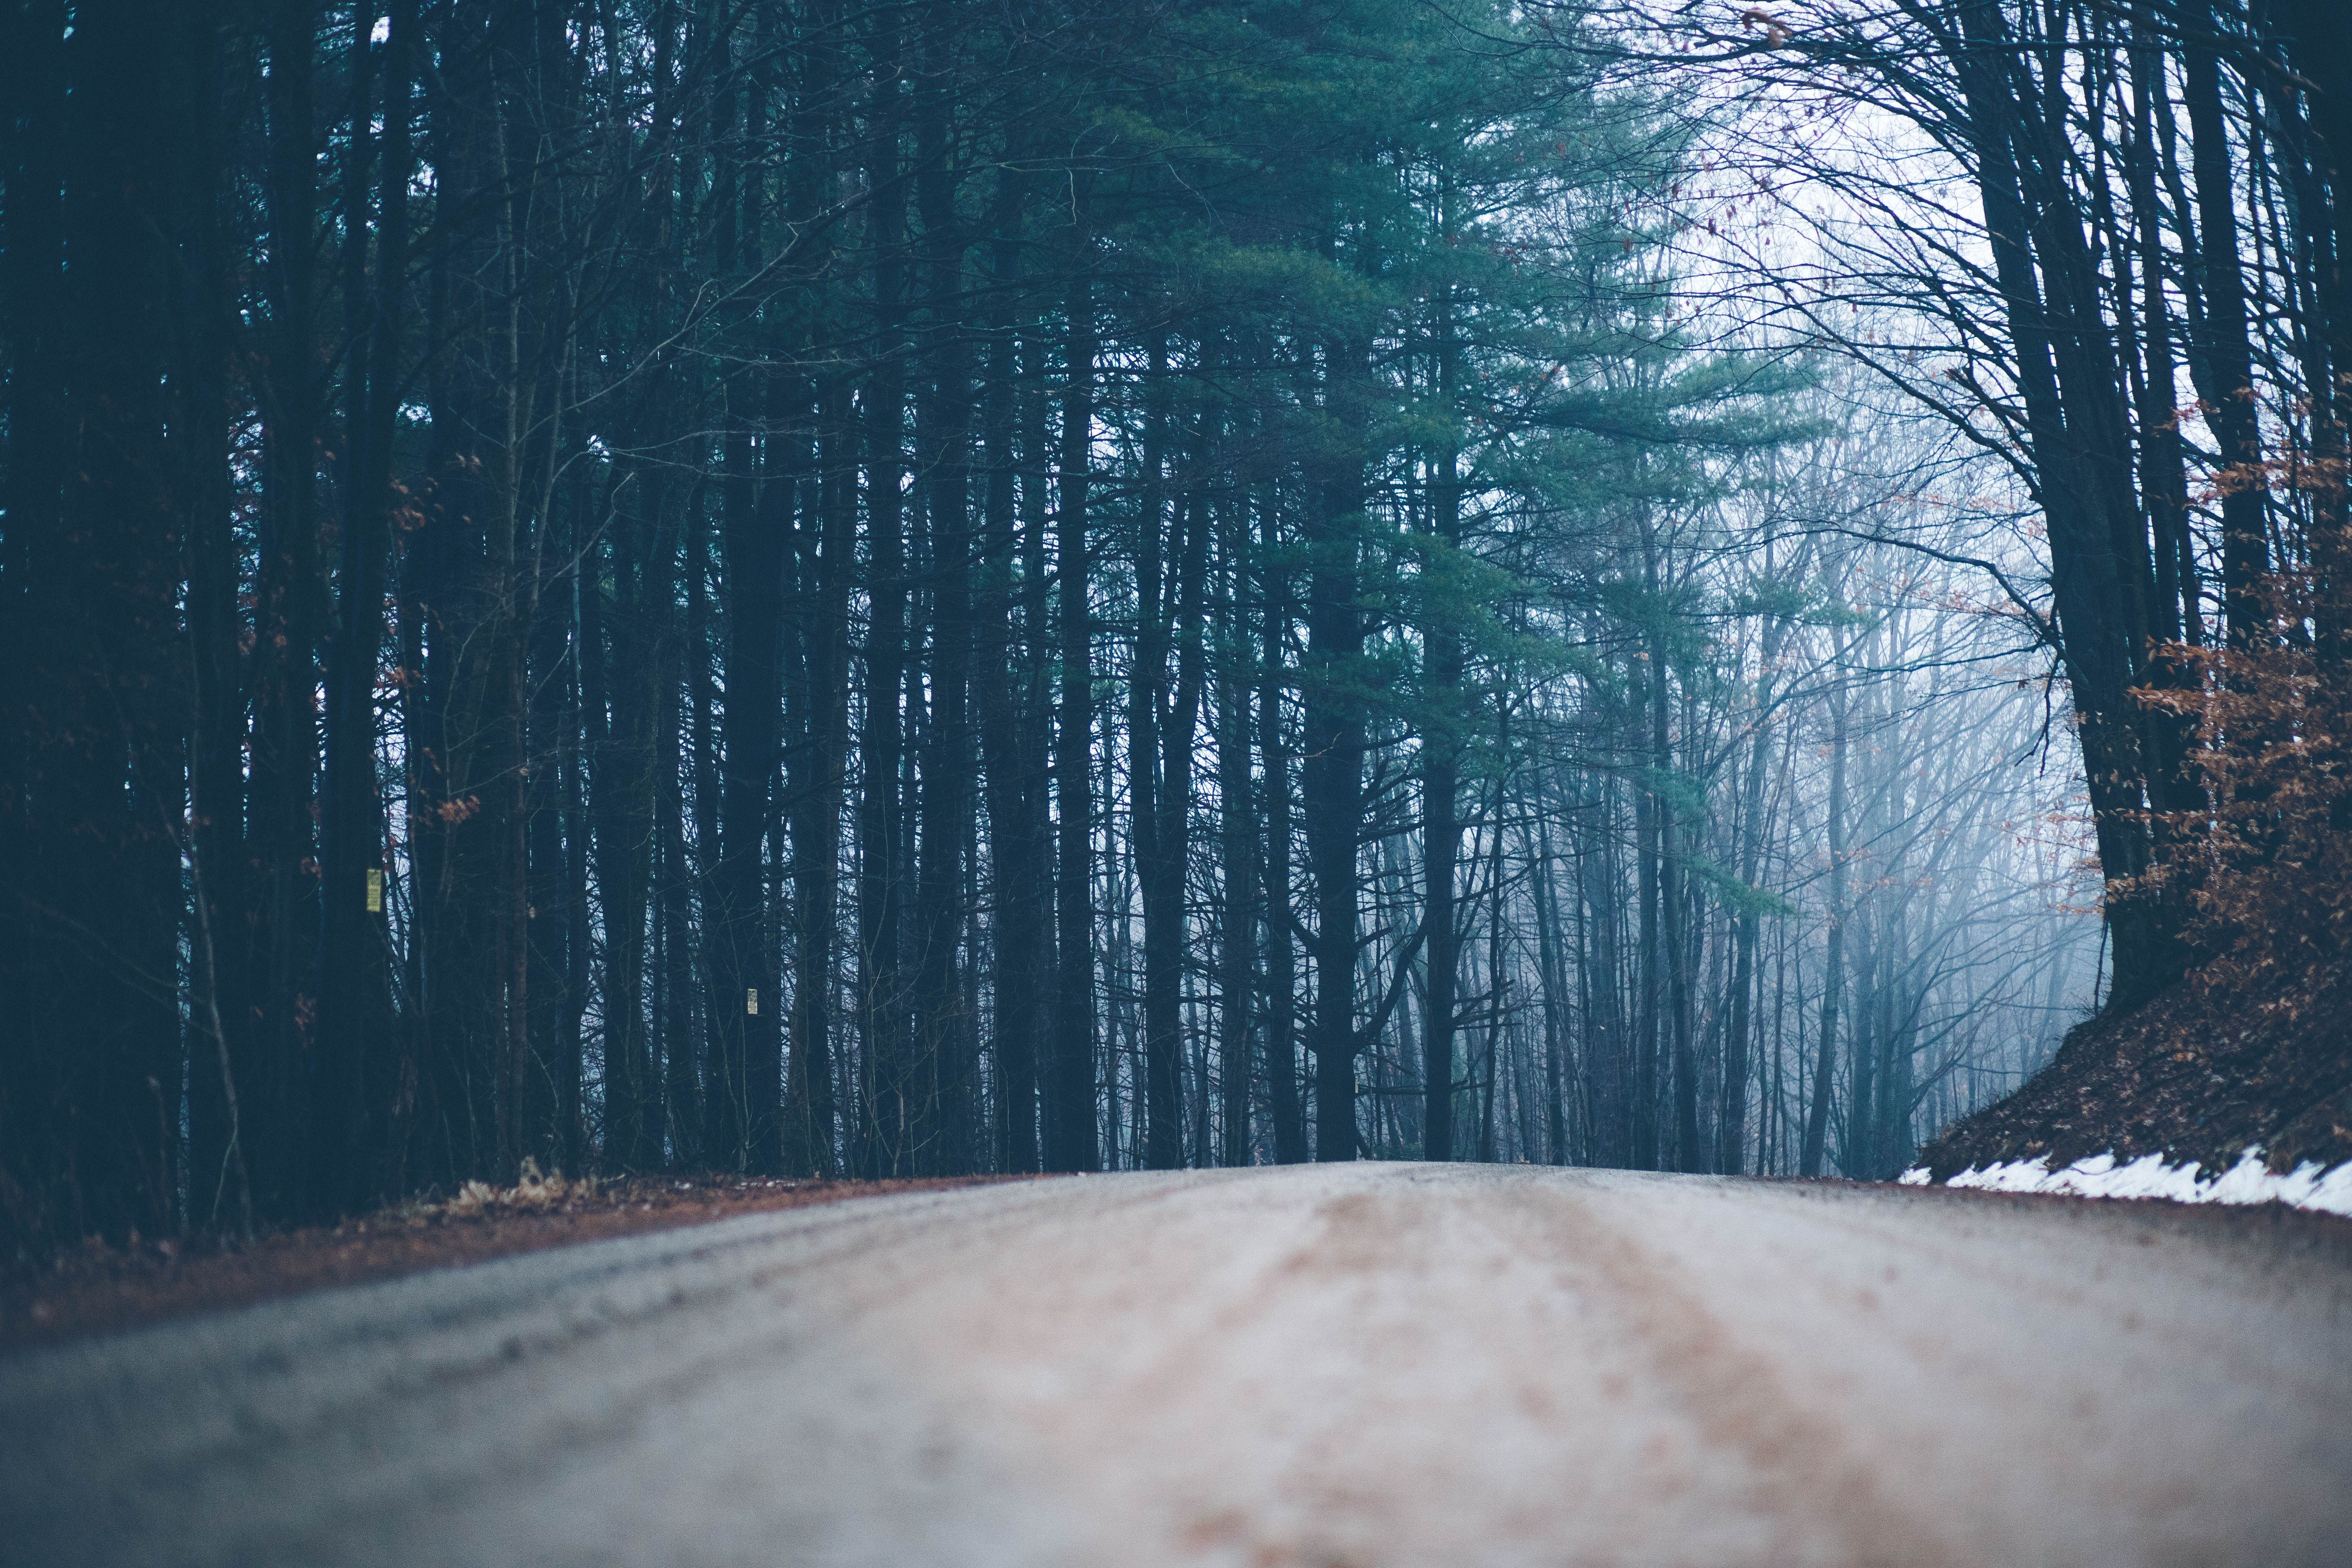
[5,1165,2347,1567]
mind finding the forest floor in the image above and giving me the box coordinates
[1919,954,2352,1182]
[0,1170,1045,1355]
[5,1165,2348,1568]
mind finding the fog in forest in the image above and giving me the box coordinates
[14,0,2346,1245]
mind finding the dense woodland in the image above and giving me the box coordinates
[4,0,2347,1247]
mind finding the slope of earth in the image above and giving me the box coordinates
[0,1173,1040,1355]
[4,1165,2349,1568]
[1918,956,2352,1183]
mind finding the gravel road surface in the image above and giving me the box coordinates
[5,1164,2349,1567]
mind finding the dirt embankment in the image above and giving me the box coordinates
[1,1171,1049,1355]
[1920,956,2352,1181]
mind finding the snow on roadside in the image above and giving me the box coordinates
[1897,1148,2352,1217]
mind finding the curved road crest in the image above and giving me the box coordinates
[4,1165,2348,1566]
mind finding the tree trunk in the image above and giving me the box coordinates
[1262,523,1307,1165]
[1215,486,1259,1167]
[1714,606,1784,1174]
[315,0,415,1217]
[1134,336,1190,1170]
[1303,294,1370,1162]
[1421,295,1465,1164]
[855,24,912,1174]
[911,8,977,1174]
[1799,628,1850,1179]
[1951,0,2174,1006]
[2182,2,2268,652]
[1047,243,1100,1174]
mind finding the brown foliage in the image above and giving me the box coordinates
[2135,572,2352,995]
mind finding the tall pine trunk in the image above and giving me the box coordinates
[1047,244,1099,1174]
[1421,290,1465,1163]
[315,1,415,1216]
[856,32,913,1174]
[911,10,977,1173]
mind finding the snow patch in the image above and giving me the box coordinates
[1899,1147,2352,1217]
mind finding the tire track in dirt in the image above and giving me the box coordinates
[1491,1174,1964,1568]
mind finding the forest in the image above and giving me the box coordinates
[3,0,2346,1248]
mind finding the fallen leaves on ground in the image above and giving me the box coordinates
[2,1170,1052,1355]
